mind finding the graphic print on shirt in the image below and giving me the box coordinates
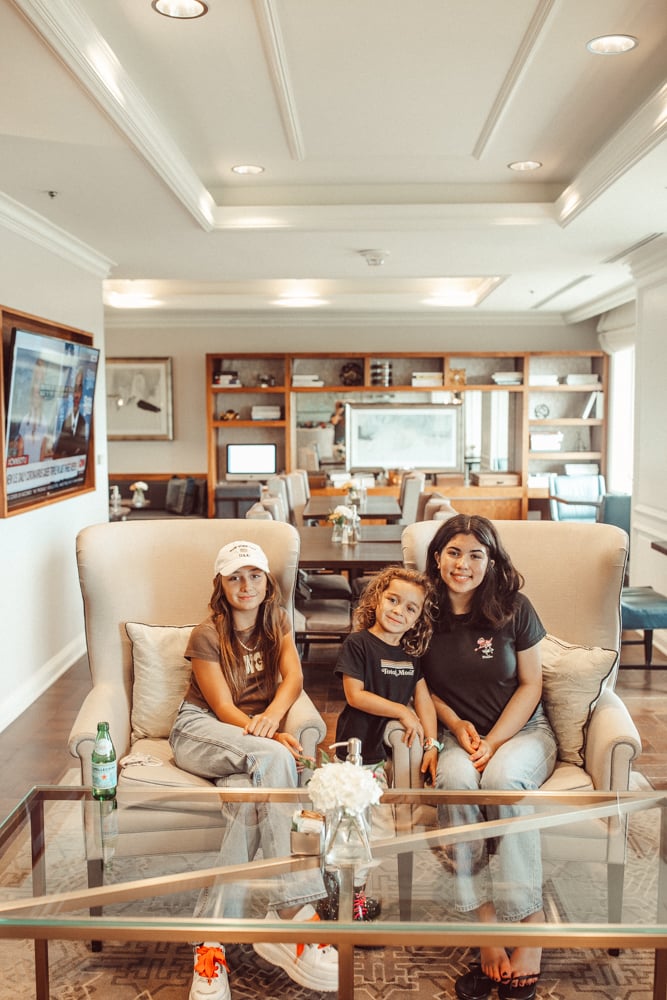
[243,651,264,675]
[379,657,415,678]
[475,636,494,659]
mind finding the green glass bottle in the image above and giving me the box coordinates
[91,721,117,800]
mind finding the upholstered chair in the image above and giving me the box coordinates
[69,519,325,891]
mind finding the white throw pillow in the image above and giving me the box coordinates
[126,622,194,741]
[541,633,616,766]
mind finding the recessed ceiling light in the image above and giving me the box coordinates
[508,160,542,172]
[586,34,638,55]
[151,0,208,18]
[231,164,265,175]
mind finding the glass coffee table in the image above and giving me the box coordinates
[1,784,667,1000]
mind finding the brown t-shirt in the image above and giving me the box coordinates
[183,611,290,718]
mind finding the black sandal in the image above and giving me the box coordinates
[498,974,540,999]
[455,962,496,1000]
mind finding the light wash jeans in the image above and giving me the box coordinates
[169,700,325,917]
[435,707,557,921]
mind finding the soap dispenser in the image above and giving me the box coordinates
[329,737,363,766]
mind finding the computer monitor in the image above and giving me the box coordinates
[225,442,278,481]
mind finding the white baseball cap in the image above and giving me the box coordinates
[214,540,270,578]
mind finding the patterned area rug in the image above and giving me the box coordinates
[0,776,659,1000]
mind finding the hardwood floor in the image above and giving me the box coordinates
[0,634,665,821]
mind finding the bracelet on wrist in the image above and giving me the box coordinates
[424,737,444,753]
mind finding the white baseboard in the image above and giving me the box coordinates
[0,634,86,734]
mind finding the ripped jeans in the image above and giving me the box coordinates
[169,700,325,917]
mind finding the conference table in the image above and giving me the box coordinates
[301,494,402,524]
[298,524,404,580]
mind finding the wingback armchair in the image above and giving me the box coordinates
[386,519,640,922]
[69,518,325,888]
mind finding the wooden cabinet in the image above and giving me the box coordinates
[205,351,608,519]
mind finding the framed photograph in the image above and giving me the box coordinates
[106,357,173,440]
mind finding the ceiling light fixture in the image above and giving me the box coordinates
[586,34,638,55]
[508,160,542,172]
[231,164,265,175]
[151,0,208,19]
[358,249,390,267]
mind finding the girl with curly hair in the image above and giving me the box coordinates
[334,565,439,780]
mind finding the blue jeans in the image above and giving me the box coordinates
[169,700,325,917]
[435,707,557,921]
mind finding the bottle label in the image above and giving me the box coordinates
[92,760,117,789]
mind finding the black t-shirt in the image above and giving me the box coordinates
[421,592,545,736]
[334,629,422,763]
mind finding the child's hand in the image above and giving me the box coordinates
[398,709,424,747]
[274,731,303,759]
[420,746,438,785]
[244,713,280,739]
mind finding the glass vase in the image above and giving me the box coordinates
[331,521,344,543]
[132,488,146,507]
[324,807,372,867]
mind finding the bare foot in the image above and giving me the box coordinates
[477,902,512,983]
[507,909,544,986]
[480,945,512,983]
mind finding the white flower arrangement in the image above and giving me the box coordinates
[307,760,383,815]
[130,481,148,493]
[328,504,353,526]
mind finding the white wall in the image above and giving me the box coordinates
[630,242,667,608]
[105,317,600,474]
[0,226,108,732]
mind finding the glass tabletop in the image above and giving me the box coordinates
[2,786,667,999]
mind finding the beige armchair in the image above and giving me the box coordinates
[69,518,325,890]
[386,519,640,922]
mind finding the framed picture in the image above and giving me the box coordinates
[106,357,173,440]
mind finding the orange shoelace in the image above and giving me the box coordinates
[194,944,230,980]
[296,911,330,959]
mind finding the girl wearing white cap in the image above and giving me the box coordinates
[169,540,336,1000]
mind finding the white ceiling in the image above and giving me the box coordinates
[2,0,667,324]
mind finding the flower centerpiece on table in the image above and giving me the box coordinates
[129,480,148,507]
[328,504,353,542]
[308,760,383,816]
[308,760,383,866]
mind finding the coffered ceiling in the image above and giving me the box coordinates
[2,0,666,323]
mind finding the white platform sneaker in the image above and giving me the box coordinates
[252,903,338,992]
[189,942,230,1000]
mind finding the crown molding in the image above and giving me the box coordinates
[563,282,636,325]
[0,192,113,277]
[626,235,667,285]
[12,0,216,231]
[103,307,570,330]
[556,81,667,228]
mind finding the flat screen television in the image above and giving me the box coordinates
[4,327,100,507]
[225,442,277,481]
[345,402,463,474]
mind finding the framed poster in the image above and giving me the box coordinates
[106,357,173,440]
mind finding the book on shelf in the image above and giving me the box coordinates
[565,373,601,385]
[581,391,599,419]
[528,373,560,386]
